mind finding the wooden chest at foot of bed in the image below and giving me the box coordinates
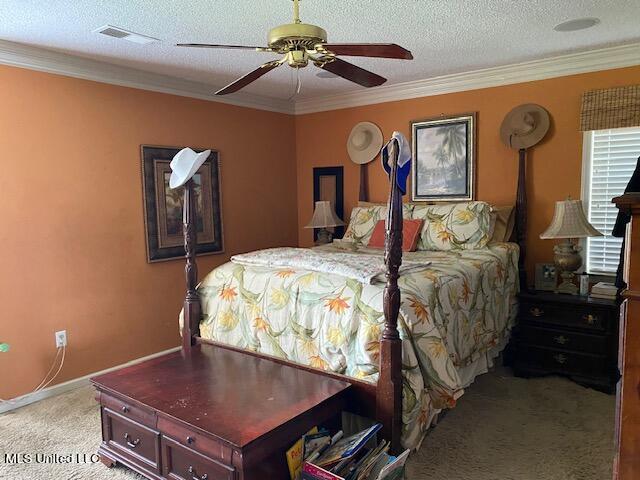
[512,291,620,393]
[91,343,351,480]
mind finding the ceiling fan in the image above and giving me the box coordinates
[177,0,413,95]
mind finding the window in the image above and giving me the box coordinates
[582,127,640,274]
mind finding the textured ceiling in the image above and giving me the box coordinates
[1,0,639,101]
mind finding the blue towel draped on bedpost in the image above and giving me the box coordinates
[378,131,411,454]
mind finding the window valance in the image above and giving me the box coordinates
[580,84,640,131]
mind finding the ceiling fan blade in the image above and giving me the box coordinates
[177,43,270,52]
[215,61,281,95]
[317,58,386,88]
[319,43,413,60]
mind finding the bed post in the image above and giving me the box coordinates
[515,148,528,291]
[359,164,369,202]
[182,179,200,352]
[377,141,403,454]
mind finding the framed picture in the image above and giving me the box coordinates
[411,113,476,202]
[535,263,558,291]
[313,166,344,242]
[141,145,223,262]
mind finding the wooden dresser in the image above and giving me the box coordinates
[513,290,619,393]
[91,344,351,480]
[613,193,640,479]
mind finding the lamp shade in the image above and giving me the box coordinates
[305,201,345,229]
[540,199,603,239]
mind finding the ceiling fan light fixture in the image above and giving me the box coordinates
[179,0,413,95]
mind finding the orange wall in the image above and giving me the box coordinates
[295,66,640,281]
[0,65,297,399]
[3,62,640,400]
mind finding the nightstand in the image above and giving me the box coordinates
[512,290,620,393]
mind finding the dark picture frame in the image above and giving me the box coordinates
[313,166,344,242]
[141,145,223,262]
[535,263,558,291]
[411,112,476,202]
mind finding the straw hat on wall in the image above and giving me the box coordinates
[347,122,384,164]
[500,104,550,150]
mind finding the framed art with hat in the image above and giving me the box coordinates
[411,113,476,202]
[141,145,224,262]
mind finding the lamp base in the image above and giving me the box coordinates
[556,271,579,295]
[315,228,333,245]
[553,240,582,295]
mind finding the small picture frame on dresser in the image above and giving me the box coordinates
[535,263,557,291]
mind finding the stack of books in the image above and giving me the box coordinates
[287,424,409,480]
[590,282,618,300]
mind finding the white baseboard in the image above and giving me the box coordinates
[0,346,181,414]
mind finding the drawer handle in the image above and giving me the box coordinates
[553,353,568,365]
[582,314,597,325]
[121,406,129,414]
[530,307,544,317]
[123,433,140,449]
[188,466,208,480]
[554,335,569,345]
[186,436,195,445]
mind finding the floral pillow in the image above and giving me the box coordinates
[411,202,492,251]
[343,204,414,245]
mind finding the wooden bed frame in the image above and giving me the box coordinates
[179,145,529,453]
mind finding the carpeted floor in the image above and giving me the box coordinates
[0,368,614,480]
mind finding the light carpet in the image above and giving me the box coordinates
[0,368,614,480]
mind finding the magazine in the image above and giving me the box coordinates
[315,424,382,468]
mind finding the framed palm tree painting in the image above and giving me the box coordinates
[411,113,476,201]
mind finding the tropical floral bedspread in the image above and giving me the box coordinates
[192,242,519,449]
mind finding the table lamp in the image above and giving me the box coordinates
[540,198,602,294]
[305,200,345,245]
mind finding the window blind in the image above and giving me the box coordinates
[584,127,640,274]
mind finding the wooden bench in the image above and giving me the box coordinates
[92,343,351,480]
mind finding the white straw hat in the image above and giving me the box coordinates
[169,148,211,189]
[347,122,384,165]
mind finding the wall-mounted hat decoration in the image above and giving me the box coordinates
[347,121,383,202]
[347,122,384,165]
[500,104,550,150]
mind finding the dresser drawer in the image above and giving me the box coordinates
[100,391,156,428]
[518,325,609,354]
[158,416,233,464]
[516,345,609,377]
[521,301,609,332]
[103,408,161,472]
[162,436,236,480]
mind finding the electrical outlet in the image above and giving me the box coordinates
[55,330,67,348]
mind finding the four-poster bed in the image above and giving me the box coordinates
[92,138,527,480]
[179,140,528,453]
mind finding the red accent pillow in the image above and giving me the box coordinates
[367,219,424,252]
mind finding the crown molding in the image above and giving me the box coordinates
[0,40,295,114]
[293,42,640,115]
[1,39,638,117]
